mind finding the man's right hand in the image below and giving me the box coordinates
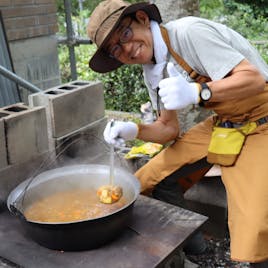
[103,120,139,147]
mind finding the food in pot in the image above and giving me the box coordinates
[24,188,126,223]
[97,185,123,204]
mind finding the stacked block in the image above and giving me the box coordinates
[0,115,8,169]
[0,103,49,166]
[29,80,107,161]
[29,80,105,138]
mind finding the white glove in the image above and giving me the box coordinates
[103,120,138,147]
[158,62,200,110]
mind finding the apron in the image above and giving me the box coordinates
[137,25,268,262]
[135,77,268,262]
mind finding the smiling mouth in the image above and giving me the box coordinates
[131,44,142,59]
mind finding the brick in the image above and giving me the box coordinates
[0,0,12,7]
[35,0,55,4]
[6,25,54,40]
[0,118,8,170]
[47,23,58,34]
[38,14,57,25]
[2,5,57,18]
[3,103,49,165]
[12,0,34,5]
[29,81,105,138]
[4,17,37,29]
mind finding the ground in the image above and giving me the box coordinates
[186,234,250,268]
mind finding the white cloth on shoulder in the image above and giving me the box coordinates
[142,20,168,89]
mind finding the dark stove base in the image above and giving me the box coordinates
[0,256,21,268]
[0,195,207,268]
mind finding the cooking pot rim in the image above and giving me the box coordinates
[7,164,140,225]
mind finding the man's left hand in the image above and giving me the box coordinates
[158,62,200,110]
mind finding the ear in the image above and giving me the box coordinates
[135,10,150,27]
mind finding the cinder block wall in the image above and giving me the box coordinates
[0,0,61,101]
[0,80,108,202]
[28,80,108,163]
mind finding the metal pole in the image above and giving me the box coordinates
[0,65,42,93]
[64,0,77,81]
[78,0,84,12]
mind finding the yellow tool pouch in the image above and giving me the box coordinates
[207,121,257,166]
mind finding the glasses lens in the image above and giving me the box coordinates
[109,44,122,59]
[107,18,133,59]
[120,27,133,43]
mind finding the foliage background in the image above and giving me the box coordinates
[57,0,268,113]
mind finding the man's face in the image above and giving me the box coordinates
[104,11,154,65]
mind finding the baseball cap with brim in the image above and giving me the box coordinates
[88,0,162,73]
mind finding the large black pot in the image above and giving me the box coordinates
[7,164,140,251]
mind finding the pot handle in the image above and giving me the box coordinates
[9,204,26,220]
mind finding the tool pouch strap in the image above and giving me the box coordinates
[160,25,210,83]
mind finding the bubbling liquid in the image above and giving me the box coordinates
[24,188,126,223]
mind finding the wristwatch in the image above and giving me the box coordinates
[200,83,212,102]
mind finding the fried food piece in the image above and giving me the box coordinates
[97,185,123,204]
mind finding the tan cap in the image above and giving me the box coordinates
[87,0,162,73]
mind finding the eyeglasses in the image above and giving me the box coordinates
[106,18,133,59]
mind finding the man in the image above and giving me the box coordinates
[87,0,268,266]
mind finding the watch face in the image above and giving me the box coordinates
[201,88,211,101]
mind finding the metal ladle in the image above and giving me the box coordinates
[109,119,115,186]
[97,119,123,204]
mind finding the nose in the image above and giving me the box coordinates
[121,42,132,55]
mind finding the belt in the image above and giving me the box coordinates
[218,115,268,128]
[256,115,268,126]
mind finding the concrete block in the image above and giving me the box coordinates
[185,200,228,239]
[0,116,8,169]
[184,177,227,238]
[29,80,105,139]
[55,117,108,165]
[1,103,49,165]
[184,176,227,208]
[0,152,52,203]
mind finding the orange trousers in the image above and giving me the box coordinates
[135,116,268,262]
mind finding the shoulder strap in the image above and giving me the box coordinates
[160,25,210,83]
